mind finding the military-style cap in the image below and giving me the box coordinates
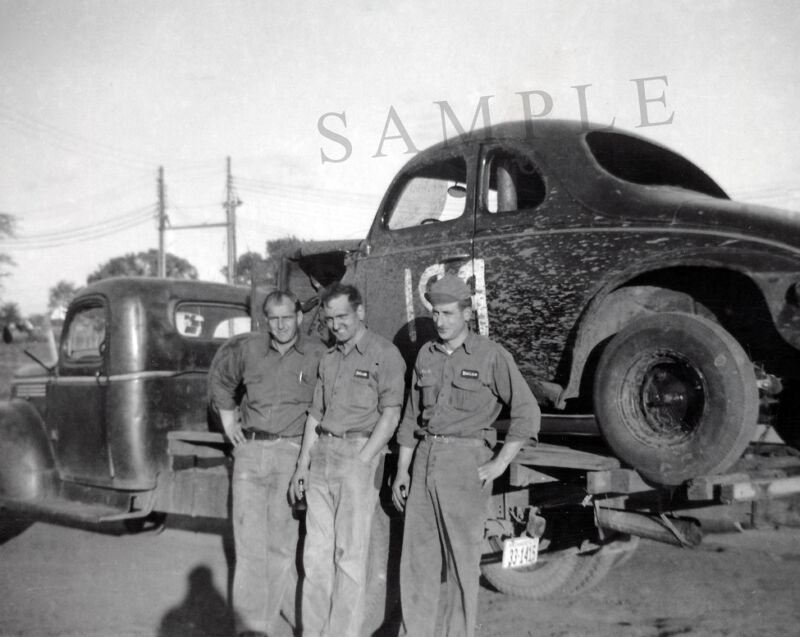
[425,274,472,304]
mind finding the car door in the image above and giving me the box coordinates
[357,143,479,366]
[473,141,597,383]
[48,296,113,485]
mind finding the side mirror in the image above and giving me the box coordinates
[2,325,13,344]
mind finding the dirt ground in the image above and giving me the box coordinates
[0,516,798,637]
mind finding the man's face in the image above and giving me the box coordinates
[265,298,302,345]
[432,301,471,343]
[323,294,363,345]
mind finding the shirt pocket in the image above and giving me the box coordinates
[416,375,439,410]
[243,373,264,394]
[450,375,484,412]
[294,365,317,404]
[349,377,376,409]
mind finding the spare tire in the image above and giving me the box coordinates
[480,535,638,599]
[593,312,759,485]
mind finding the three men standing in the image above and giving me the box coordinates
[392,273,540,637]
[291,282,405,637]
[208,291,325,637]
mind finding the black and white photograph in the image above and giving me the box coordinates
[1,2,799,636]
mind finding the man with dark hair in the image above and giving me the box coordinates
[208,290,326,637]
[391,273,540,637]
[291,282,405,637]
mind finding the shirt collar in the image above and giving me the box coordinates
[336,326,369,356]
[269,334,305,355]
[432,329,476,355]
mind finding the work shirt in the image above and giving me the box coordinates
[309,328,405,435]
[396,330,540,447]
[208,332,326,436]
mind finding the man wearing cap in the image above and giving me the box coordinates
[290,282,405,637]
[208,290,326,637]
[391,273,540,637]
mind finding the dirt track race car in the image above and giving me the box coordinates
[292,119,800,486]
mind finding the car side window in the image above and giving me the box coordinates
[485,150,546,214]
[175,303,251,340]
[64,304,106,361]
[386,156,468,230]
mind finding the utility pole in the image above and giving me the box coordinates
[157,166,166,278]
[224,156,241,284]
[155,159,240,281]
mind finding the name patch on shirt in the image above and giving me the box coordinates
[461,369,480,379]
[354,369,370,379]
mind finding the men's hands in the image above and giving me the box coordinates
[219,409,245,446]
[290,467,308,505]
[478,458,507,486]
[391,472,410,512]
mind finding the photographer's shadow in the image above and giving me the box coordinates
[157,565,237,637]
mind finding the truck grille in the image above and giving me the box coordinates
[14,382,47,398]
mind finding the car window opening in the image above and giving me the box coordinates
[486,151,546,213]
[585,131,727,198]
[386,156,468,230]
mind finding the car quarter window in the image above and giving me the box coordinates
[64,303,107,361]
[385,156,468,230]
[175,303,251,340]
[483,149,546,214]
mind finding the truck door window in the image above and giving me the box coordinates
[175,303,250,340]
[64,305,106,361]
[386,157,468,230]
[485,150,546,213]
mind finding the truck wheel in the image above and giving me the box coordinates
[480,536,638,599]
[593,312,758,486]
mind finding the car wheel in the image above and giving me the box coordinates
[593,312,759,485]
[480,535,638,599]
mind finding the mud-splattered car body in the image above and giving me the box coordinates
[293,119,800,484]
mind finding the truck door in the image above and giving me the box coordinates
[360,143,478,366]
[48,296,113,485]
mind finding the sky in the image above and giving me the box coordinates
[1,0,799,315]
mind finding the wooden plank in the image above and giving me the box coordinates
[513,443,620,471]
[586,468,652,495]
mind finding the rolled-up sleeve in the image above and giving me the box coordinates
[208,337,245,410]
[397,367,420,448]
[492,347,540,443]
[308,368,325,422]
[378,346,406,411]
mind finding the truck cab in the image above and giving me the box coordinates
[0,277,253,525]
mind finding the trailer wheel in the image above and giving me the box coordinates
[593,312,759,486]
[480,536,638,599]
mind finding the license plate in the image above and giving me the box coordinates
[502,536,539,569]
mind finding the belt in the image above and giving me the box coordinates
[315,425,371,439]
[242,429,301,441]
[417,432,486,445]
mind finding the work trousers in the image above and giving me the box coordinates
[400,438,493,637]
[302,436,381,637]
[231,438,300,636]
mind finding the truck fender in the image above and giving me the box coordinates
[0,399,55,500]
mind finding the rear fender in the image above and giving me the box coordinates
[0,399,55,500]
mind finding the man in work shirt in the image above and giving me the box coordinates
[391,273,540,637]
[291,282,405,637]
[208,290,326,637]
